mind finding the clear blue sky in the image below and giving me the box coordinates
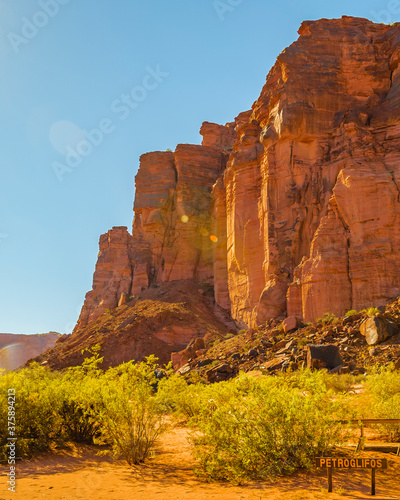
[0,0,396,334]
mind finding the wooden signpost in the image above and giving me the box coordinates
[315,457,388,496]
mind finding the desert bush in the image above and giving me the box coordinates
[363,365,400,439]
[191,372,349,483]
[0,352,169,465]
[318,371,365,394]
[0,363,64,461]
[53,344,104,444]
[363,307,380,317]
[156,374,208,422]
[316,312,339,325]
[345,310,358,317]
[56,371,101,444]
[94,376,167,465]
[88,357,168,465]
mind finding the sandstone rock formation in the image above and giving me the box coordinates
[75,123,236,332]
[0,332,59,371]
[221,16,400,326]
[74,226,134,330]
[75,17,400,344]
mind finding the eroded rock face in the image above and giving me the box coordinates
[217,16,400,325]
[74,226,134,330]
[76,17,400,336]
[75,124,236,331]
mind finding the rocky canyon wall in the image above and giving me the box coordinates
[75,16,400,332]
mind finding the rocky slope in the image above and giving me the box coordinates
[36,281,236,370]
[52,16,400,369]
[175,300,400,383]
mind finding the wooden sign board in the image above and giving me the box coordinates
[316,457,387,469]
[316,457,388,495]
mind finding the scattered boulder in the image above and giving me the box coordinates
[154,368,166,380]
[171,351,183,370]
[307,345,342,370]
[206,363,233,382]
[177,363,191,375]
[282,316,303,334]
[263,356,286,372]
[188,337,206,352]
[118,292,129,307]
[360,317,398,345]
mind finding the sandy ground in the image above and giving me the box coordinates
[1,427,399,500]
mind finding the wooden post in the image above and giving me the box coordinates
[371,468,376,496]
[328,467,333,493]
[356,422,365,452]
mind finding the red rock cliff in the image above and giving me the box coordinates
[75,123,235,330]
[76,16,400,332]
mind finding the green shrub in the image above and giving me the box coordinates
[156,374,207,423]
[57,369,101,444]
[0,352,168,465]
[363,365,400,439]
[191,372,349,483]
[94,376,167,465]
[345,310,358,317]
[318,372,365,394]
[316,312,339,325]
[364,307,380,317]
[0,364,64,461]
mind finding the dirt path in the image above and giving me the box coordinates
[1,427,399,500]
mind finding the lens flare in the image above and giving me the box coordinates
[181,215,189,223]
[49,120,86,155]
[210,235,218,243]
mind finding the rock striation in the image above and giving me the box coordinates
[75,17,400,340]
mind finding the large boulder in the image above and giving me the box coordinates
[282,316,303,334]
[307,345,342,370]
[360,317,398,346]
